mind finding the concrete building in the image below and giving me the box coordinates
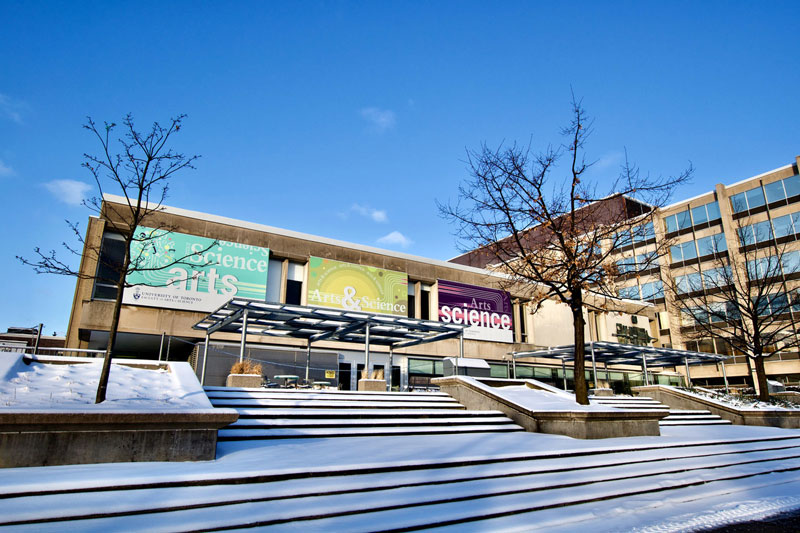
[64,195,660,391]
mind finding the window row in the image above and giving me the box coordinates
[675,266,731,294]
[615,252,659,274]
[617,280,664,301]
[681,302,740,326]
[614,222,655,247]
[747,251,800,280]
[664,201,721,233]
[731,174,800,213]
[669,232,727,263]
[738,211,800,245]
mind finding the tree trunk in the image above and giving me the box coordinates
[95,243,130,403]
[572,290,589,405]
[753,355,770,402]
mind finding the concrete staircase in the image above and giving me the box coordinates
[591,395,733,426]
[2,432,799,531]
[204,386,525,439]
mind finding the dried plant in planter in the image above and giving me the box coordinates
[230,360,263,375]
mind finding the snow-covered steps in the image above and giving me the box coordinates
[2,432,800,532]
[661,410,733,426]
[205,386,524,440]
[590,395,733,426]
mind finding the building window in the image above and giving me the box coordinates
[670,241,698,262]
[665,201,721,233]
[265,259,283,303]
[738,220,774,246]
[92,232,126,300]
[407,283,416,318]
[764,174,800,204]
[696,233,727,257]
[640,281,664,301]
[731,187,767,213]
[517,302,528,342]
[419,284,431,320]
[285,261,304,305]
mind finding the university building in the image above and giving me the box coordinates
[64,156,800,390]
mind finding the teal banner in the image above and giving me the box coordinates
[123,226,270,312]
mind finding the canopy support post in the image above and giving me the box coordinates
[641,353,650,386]
[364,322,371,374]
[590,341,598,390]
[561,358,568,390]
[305,338,312,383]
[684,357,692,388]
[459,331,464,359]
[239,310,248,363]
[158,332,165,361]
[201,332,210,386]
[721,360,729,394]
[387,345,394,391]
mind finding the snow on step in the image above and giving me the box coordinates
[229,416,512,427]
[209,398,464,409]
[218,423,524,439]
[205,391,460,403]
[232,408,488,417]
[8,452,798,532]
[204,385,450,397]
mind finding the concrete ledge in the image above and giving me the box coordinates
[0,409,238,467]
[633,385,800,429]
[433,376,665,439]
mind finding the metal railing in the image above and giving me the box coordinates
[0,344,106,358]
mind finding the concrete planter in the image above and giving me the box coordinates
[434,376,666,439]
[357,379,386,392]
[226,374,263,388]
[0,409,238,468]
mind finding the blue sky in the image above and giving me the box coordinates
[1,1,798,335]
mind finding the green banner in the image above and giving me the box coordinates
[306,256,408,316]
[123,226,269,312]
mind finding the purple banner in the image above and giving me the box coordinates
[437,279,514,343]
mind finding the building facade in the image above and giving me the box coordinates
[64,196,659,391]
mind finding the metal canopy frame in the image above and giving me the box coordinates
[194,299,466,386]
[513,342,727,367]
[512,341,730,391]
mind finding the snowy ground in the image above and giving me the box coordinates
[0,353,210,409]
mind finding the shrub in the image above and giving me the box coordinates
[230,360,263,375]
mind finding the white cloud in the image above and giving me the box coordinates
[351,203,388,223]
[595,151,624,170]
[377,231,413,249]
[0,159,14,177]
[43,179,92,206]
[0,94,25,124]
[359,107,396,132]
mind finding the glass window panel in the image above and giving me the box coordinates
[792,212,800,234]
[696,236,714,257]
[681,241,697,260]
[640,281,663,300]
[633,222,655,243]
[753,220,773,243]
[434,361,444,375]
[408,359,434,375]
[782,251,800,274]
[676,211,692,230]
[770,293,789,313]
[706,201,721,220]
[691,205,708,225]
[745,187,766,209]
[665,215,678,233]
[738,226,753,246]
[792,290,800,313]
[489,363,508,378]
[618,285,640,300]
[515,365,534,378]
[765,181,787,203]
[784,175,800,198]
[92,283,118,300]
[713,233,727,252]
[670,245,683,262]
[265,259,283,303]
[731,193,748,213]
[773,214,793,238]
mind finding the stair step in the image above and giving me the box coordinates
[660,419,733,426]
[209,399,465,409]
[231,408,496,418]
[228,416,515,428]
[218,424,525,439]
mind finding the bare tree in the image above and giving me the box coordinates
[18,114,211,403]
[440,97,692,404]
[664,215,800,401]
